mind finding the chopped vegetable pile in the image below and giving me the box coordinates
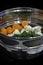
[0,20,42,37]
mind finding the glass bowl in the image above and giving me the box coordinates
[0,7,43,54]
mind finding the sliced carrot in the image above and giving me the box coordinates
[12,26,16,31]
[12,24,23,31]
[22,21,28,27]
[7,27,13,34]
[12,24,19,29]
[17,25,23,31]
[1,28,7,35]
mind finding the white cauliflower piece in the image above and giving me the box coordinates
[32,26,42,35]
[35,31,42,36]
[21,29,25,33]
[32,26,42,32]
[14,29,21,34]
[24,25,32,32]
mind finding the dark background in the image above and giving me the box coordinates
[0,0,43,63]
[0,0,43,11]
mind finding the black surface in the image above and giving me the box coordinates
[0,0,43,63]
[0,0,43,11]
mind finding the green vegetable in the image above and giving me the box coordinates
[28,31,39,37]
[13,31,40,38]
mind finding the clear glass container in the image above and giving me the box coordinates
[0,7,43,54]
